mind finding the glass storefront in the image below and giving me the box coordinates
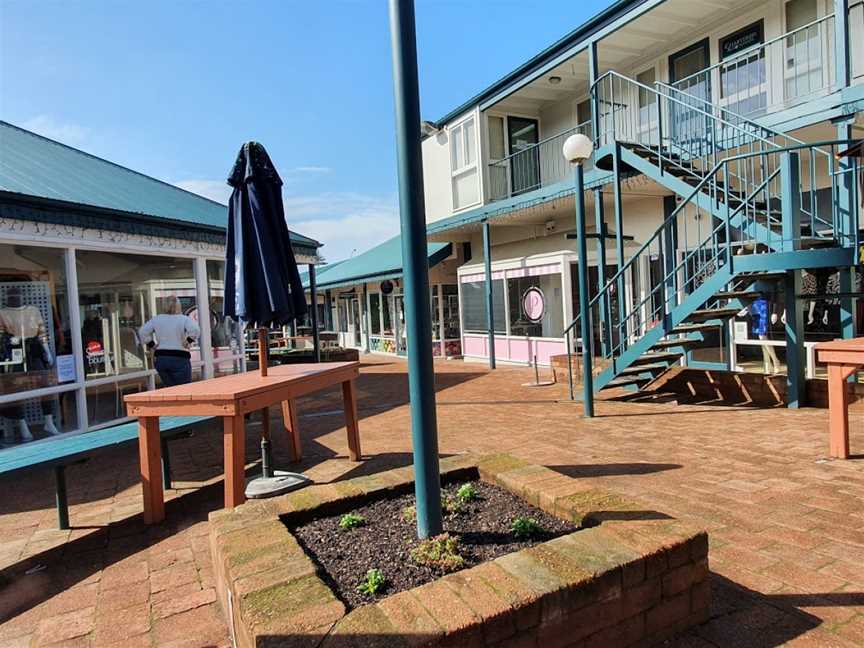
[1,243,75,444]
[0,243,238,448]
[206,260,243,377]
[76,250,199,379]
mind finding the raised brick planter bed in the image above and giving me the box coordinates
[209,454,709,647]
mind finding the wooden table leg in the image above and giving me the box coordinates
[138,416,164,524]
[827,364,852,459]
[223,414,246,508]
[281,400,302,462]
[342,379,361,461]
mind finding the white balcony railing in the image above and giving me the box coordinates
[672,13,836,119]
[487,121,592,203]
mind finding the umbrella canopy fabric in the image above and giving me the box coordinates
[223,141,307,328]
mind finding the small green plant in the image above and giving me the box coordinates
[410,534,465,572]
[441,494,463,516]
[511,516,543,539]
[456,483,478,503]
[401,505,416,523]
[338,512,366,531]
[357,568,386,595]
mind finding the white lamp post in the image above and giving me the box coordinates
[563,133,595,416]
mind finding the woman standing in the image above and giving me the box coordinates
[140,299,200,387]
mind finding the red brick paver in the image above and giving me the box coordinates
[1,356,862,646]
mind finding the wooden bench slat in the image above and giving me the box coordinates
[0,415,213,474]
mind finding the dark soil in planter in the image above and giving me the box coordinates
[290,480,578,610]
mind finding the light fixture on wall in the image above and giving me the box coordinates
[548,75,562,85]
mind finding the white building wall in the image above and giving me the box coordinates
[422,130,453,224]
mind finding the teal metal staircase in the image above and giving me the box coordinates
[564,71,861,399]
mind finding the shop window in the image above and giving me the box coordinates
[461,279,505,334]
[1,391,79,445]
[75,251,198,380]
[442,285,460,340]
[450,116,480,210]
[382,295,394,336]
[0,244,74,396]
[369,293,382,335]
[507,275,564,338]
[206,260,243,377]
[86,376,149,427]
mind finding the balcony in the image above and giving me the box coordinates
[487,121,592,203]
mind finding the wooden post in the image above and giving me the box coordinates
[828,364,852,459]
[342,379,362,461]
[223,414,246,508]
[138,416,164,524]
[281,400,302,462]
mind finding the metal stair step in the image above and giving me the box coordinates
[686,307,741,323]
[651,337,700,350]
[713,290,762,300]
[670,322,716,334]
[618,362,670,375]
[632,351,683,365]
[602,375,651,390]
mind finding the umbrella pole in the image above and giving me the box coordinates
[258,327,273,478]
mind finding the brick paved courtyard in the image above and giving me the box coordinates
[1,356,862,647]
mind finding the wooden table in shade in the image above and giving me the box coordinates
[125,361,361,524]
[814,338,864,459]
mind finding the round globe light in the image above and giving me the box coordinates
[562,133,594,164]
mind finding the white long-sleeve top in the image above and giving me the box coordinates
[139,314,200,352]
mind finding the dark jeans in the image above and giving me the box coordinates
[154,355,192,387]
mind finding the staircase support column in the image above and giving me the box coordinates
[574,164,594,417]
[612,143,627,347]
[780,152,801,252]
[483,221,496,370]
[785,269,806,408]
[836,120,856,384]
[594,190,610,355]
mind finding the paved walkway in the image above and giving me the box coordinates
[1,356,862,647]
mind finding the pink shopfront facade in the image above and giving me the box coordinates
[458,254,574,367]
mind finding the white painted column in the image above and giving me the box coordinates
[194,257,214,379]
[65,248,88,432]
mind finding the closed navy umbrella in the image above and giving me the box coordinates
[223,141,311,496]
[224,141,307,329]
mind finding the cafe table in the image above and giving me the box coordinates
[814,338,864,459]
[125,361,361,523]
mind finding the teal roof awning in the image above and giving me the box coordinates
[303,235,451,290]
[0,121,320,250]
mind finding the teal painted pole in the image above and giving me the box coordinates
[363,283,371,353]
[388,0,443,539]
[835,0,851,90]
[611,143,627,348]
[785,269,805,408]
[483,221,496,369]
[574,164,594,417]
[308,264,321,363]
[594,193,609,356]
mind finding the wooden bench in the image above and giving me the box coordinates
[0,415,214,529]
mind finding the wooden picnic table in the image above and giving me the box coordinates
[814,338,864,459]
[125,361,361,524]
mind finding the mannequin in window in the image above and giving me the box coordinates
[140,298,200,387]
[0,286,60,443]
[751,297,781,375]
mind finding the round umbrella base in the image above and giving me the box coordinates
[245,470,313,499]
[521,381,556,387]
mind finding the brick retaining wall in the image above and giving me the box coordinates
[209,454,709,647]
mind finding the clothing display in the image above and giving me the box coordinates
[750,298,770,336]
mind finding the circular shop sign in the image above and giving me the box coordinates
[521,287,545,323]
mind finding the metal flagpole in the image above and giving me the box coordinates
[388,0,443,539]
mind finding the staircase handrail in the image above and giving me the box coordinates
[669,13,835,92]
[589,70,785,152]
[560,138,858,339]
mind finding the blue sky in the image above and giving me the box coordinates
[1,0,611,261]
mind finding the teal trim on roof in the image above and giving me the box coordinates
[303,235,451,290]
[427,168,613,236]
[0,121,320,250]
